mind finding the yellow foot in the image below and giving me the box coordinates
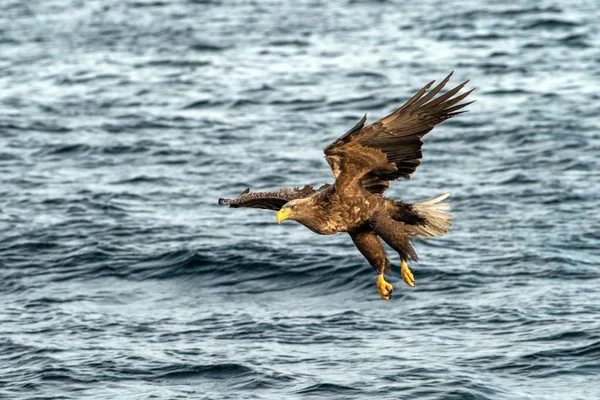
[401,258,415,287]
[376,274,393,300]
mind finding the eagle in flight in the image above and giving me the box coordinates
[219,72,473,300]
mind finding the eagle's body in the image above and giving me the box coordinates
[290,188,376,235]
[219,73,473,299]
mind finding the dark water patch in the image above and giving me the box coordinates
[471,33,505,41]
[521,41,545,49]
[557,33,590,48]
[524,19,580,30]
[241,83,276,93]
[143,59,210,68]
[101,144,150,155]
[345,71,388,80]
[499,173,539,185]
[151,148,192,157]
[40,367,96,383]
[485,88,530,96]
[155,363,255,380]
[182,99,226,109]
[23,294,90,309]
[457,6,562,20]
[130,1,169,7]
[127,249,212,280]
[111,176,173,185]
[348,0,389,4]
[229,98,262,108]
[190,41,229,52]
[33,143,91,157]
[111,117,174,131]
[498,6,562,16]
[268,39,311,47]
[538,193,588,205]
[55,73,123,86]
[0,152,22,162]
[269,97,326,107]
[296,382,361,395]
[1,239,63,254]
[0,36,20,45]
[478,62,525,74]
[519,330,595,343]
[488,51,511,58]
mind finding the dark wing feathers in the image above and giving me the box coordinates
[219,73,472,209]
[336,114,367,144]
[218,184,330,211]
[360,172,390,195]
[325,72,474,183]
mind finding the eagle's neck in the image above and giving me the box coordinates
[294,202,338,235]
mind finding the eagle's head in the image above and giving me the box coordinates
[276,198,314,224]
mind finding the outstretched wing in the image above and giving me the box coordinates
[218,184,331,211]
[324,72,474,191]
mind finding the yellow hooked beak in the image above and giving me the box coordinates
[276,208,292,224]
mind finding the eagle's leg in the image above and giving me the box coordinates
[371,212,418,288]
[401,257,415,287]
[349,227,393,300]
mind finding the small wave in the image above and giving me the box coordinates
[152,149,191,157]
[270,97,326,106]
[182,99,226,109]
[130,1,168,7]
[55,73,122,85]
[155,363,255,380]
[524,19,580,30]
[497,6,563,16]
[102,144,149,155]
[241,84,276,93]
[143,59,210,68]
[471,33,505,40]
[268,39,311,47]
[490,340,600,378]
[520,330,594,343]
[557,33,590,48]
[521,41,545,49]
[296,382,361,395]
[40,367,95,383]
[190,41,229,52]
[229,98,261,108]
[485,89,530,96]
[345,71,388,80]
[499,173,539,185]
[110,175,173,185]
[0,152,21,161]
[187,0,221,4]
[34,144,91,157]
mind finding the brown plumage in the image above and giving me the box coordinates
[218,72,474,299]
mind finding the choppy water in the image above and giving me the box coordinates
[1,0,599,399]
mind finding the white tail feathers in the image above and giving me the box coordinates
[407,192,452,238]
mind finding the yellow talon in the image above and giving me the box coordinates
[401,258,415,287]
[376,274,393,300]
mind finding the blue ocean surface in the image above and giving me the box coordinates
[1,0,599,399]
